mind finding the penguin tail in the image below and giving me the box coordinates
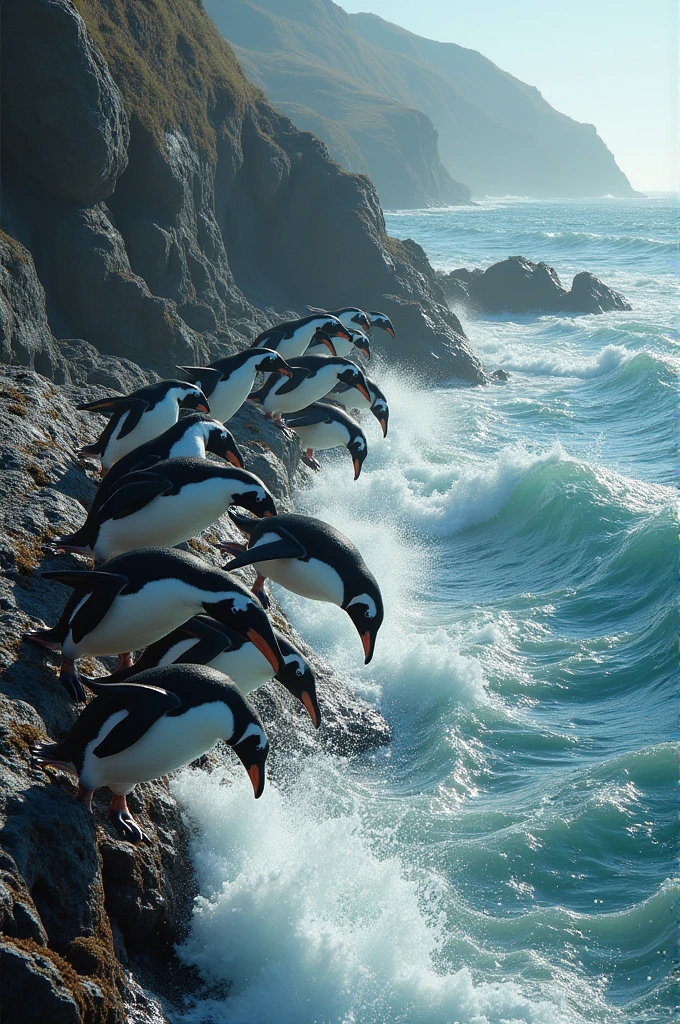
[46,528,92,557]
[31,740,75,774]
[23,626,63,651]
[77,442,103,459]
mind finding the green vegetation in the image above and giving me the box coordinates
[72,0,256,160]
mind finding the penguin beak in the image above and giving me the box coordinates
[227,451,244,468]
[247,628,281,673]
[353,458,362,480]
[361,631,375,663]
[249,764,263,798]
[264,510,275,517]
[197,402,210,413]
[355,383,371,402]
[279,367,294,377]
[337,329,352,341]
[385,327,395,338]
[379,417,388,438]
[301,691,321,729]
[320,337,337,356]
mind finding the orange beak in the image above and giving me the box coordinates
[248,764,262,798]
[227,452,244,468]
[361,630,373,663]
[353,458,362,480]
[386,327,395,338]
[336,329,352,341]
[264,510,275,517]
[247,628,281,673]
[301,691,320,728]
[321,338,337,356]
[355,383,371,402]
[279,367,294,377]
[197,402,210,413]
[379,418,388,438]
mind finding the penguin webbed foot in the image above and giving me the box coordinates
[108,796,150,844]
[300,451,321,471]
[216,540,247,556]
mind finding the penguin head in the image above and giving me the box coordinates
[350,310,371,332]
[308,330,337,356]
[347,431,368,479]
[343,586,384,664]
[370,394,389,437]
[205,587,282,674]
[230,716,269,798]
[178,383,211,414]
[337,362,371,402]
[275,646,321,728]
[252,348,294,378]
[323,318,352,342]
[349,330,370,360]
[368,312,395,337]
[231,480,278,519]
[205,423,245,468]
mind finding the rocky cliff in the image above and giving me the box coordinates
[1,0,483,388]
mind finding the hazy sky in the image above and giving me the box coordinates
[339,0,678,192]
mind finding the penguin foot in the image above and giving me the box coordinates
[300,450,321,471]
[252,573,270,609]
[76,785,94,811]
[274,423,296,441]
[108,795,150,843]
[116,652,133,670]
[217,540,247,556]
[60,659,87,703]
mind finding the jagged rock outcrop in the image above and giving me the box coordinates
[441,256,632,315]
[0,0,484,386]
[0,363,389,1021]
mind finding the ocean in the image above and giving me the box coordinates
[171,196,678,1024]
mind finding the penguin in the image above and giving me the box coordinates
[98,615,321,728]
[250,315,352,361]
[367,311,396,337]
[177,348,294,424]
[307,306,371,334]
[248,355,371,427]
[24,547,283,701]
[31,664,270,842]
[77,380,210,473]
[282,402,368,477]
[50,458,278,562]
[308,329,370,361]
[329,375,389,437]
[221,512,384,664]
[63,414,244,534]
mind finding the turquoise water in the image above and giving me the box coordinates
[173,197,678,1023]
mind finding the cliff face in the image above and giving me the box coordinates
[203,0,473,209]
[0,0,483,387]
[350,13,639,199]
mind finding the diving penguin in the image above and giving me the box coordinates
[249,315,352,360]
[222,512,384,664]
[24,547,282,701]
[77,380,210,473]
[98,615,321,728]
[307,306,371,333]
[248,355,371,428]
[367,311,396,337]
[177,348,294,424]
[283,402,368,477]
[308,329,370,361]
[31,664,270,842]
[330,375,389,436]
[55,413,243,540]
[50,458,278,562]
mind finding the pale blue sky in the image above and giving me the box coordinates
[339,0,678,191]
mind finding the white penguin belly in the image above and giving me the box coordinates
[256,556,344,605]
[93,480,231,560]
[329,337,353,358]
[293,422,348,452]
[209,364,254,423]
[265,370,340,415]
[277,327,318,360]
[331,389,370,412]
[65,579,205,658]
[81,702,233,792]
[103,393,178,470]
[209,644,273,695]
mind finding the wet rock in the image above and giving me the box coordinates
[441,255,631,316]
[1,0,129,205]
[491,368,510,381]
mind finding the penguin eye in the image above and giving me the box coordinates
[220,431,229,440]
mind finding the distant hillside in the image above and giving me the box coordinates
[203,0,473,209]
[204,0,638,203]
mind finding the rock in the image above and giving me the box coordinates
[491,369,510,381]
[564,271,632,314]
[441,256,631,316]
[1,0,129,205]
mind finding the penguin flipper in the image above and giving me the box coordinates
[97,475,173,522]
[89,684,183,758]
[114,400,152,440]
[283,406,332,428]
[224,528,306,571]
[273,366,312,396]
[177,366,223,397]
